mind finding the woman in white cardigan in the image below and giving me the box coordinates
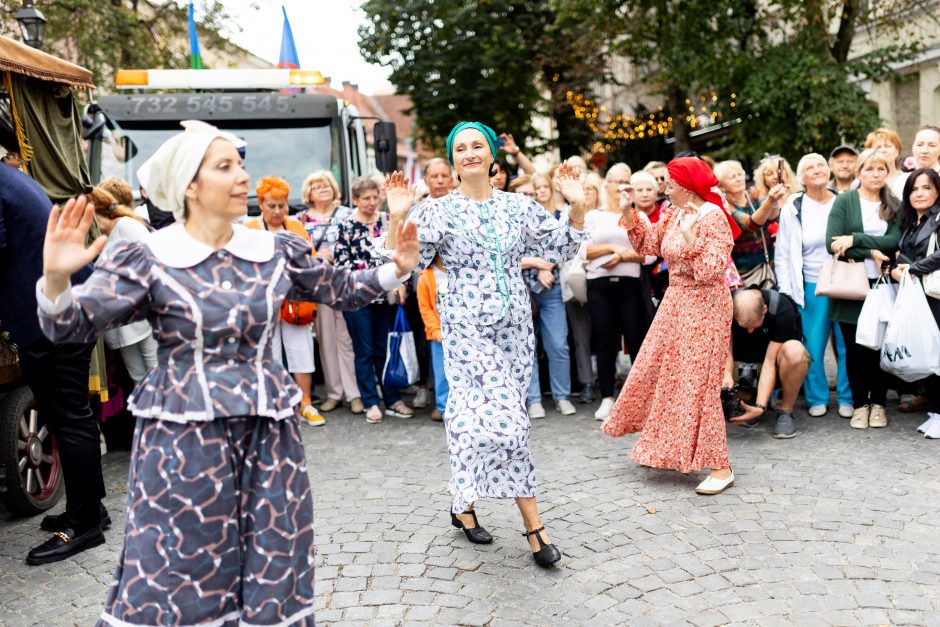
[775,153,853,418]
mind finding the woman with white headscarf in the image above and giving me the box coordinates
[36,120,421,626]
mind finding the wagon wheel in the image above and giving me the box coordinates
[0,386,63,515]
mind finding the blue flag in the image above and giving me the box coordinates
[278,6,300,69]
[188,3,204,69]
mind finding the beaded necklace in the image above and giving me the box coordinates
[446,189,522,320]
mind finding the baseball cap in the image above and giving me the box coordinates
[829,144,858,159]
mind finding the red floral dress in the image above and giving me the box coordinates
[602,204,734,472]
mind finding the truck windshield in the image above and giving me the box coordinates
[98,122,336,204]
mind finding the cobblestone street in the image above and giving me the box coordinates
[1,400,939,626]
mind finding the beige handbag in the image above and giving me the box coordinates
[815,254,870,300]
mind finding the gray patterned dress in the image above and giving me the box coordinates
[386,189,586,513]
[37,223,400,627]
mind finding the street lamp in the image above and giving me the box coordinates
[15,1,47,50]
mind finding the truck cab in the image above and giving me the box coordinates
[85,69,396,213]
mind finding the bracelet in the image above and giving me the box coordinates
[752,403,767,412]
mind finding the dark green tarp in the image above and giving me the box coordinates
[7,73,91,203]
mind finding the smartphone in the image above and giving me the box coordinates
[776,159,784,185]
[497,136,505,149]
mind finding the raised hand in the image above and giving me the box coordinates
[384,171,415,222]
[500,133,520,156]
[556,161,586,207]
[392,219,420,277]
[43,195,107,299]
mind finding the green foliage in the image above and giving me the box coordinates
[0,1,235,91]
[359,0,603,154]
[723,42,881,164]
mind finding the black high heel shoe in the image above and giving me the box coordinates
[523,526,561,567]
[450,510,493,544]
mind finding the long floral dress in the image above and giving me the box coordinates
[387,189,586,513]
[602,203,734,473]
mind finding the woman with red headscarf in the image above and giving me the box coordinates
[601,157,739,495]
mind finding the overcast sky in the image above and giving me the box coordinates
[217,0,394,94]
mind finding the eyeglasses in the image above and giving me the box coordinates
[656,176,667,182]
[608,179,630,186]
[311,185,332,193]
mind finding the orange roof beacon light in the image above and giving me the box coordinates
[114,68,326,90]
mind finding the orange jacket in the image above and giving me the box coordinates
[417,267,441,341]
[244,216,312,249]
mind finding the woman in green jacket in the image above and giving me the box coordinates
[826,148,901,430]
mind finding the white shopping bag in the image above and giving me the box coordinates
[856,276,896,350]
[880,271,940,382]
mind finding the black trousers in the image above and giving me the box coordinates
[20,338,105,531]
[838,322,888,407]
[403,289,429,386]
[587,276,650,398]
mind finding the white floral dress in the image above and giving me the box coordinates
[393,189,586,512]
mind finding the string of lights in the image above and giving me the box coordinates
[567,91,737,153]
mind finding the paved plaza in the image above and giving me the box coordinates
[1,400,939,626]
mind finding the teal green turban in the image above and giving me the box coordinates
[445,121,499,165]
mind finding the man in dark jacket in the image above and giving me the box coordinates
[0,161,108,564]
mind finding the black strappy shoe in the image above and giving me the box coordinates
[451,509,493,544]
[523,526,561,567]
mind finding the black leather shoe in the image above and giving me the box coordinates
[578,384,595,404]
[451,510,493,544]
[523,526,561,567]
[41,503,111,533]
[25,526,105,565]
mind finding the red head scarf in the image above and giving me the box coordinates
[667,157,742,240]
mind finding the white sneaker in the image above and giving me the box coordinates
[838,403,854,418]
[594,397,615,421]
[527,402,546,419]
[555,399,577,416]
[924,415,940,439]
[695,470,734,495]
[413,387,431,409]
[918,413,940,437]
[808,405,827,417]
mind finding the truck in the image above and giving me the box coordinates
[84,68,398,212]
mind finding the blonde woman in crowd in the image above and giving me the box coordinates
[826,148,900,430]
[298,171,363,413]
[865,128,908,200]
[752,155,797,206]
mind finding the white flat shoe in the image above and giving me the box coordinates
[695,471,735,495]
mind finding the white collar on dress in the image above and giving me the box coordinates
[145,222,275,268]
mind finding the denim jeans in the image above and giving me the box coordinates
[527,283,571,404]
[429,340,449,414]
[800,281,852,407]
[343,303,401,408]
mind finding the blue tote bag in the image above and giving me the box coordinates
[382,305,420,391]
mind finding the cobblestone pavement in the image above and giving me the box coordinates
[1,398,939,626]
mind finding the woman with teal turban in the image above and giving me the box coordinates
[381,121,588,567]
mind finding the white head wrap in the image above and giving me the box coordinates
[136,120,246,223]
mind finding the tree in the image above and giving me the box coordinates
[559,0,927,163]
[0,1,237,90]
[359,0,605,155]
